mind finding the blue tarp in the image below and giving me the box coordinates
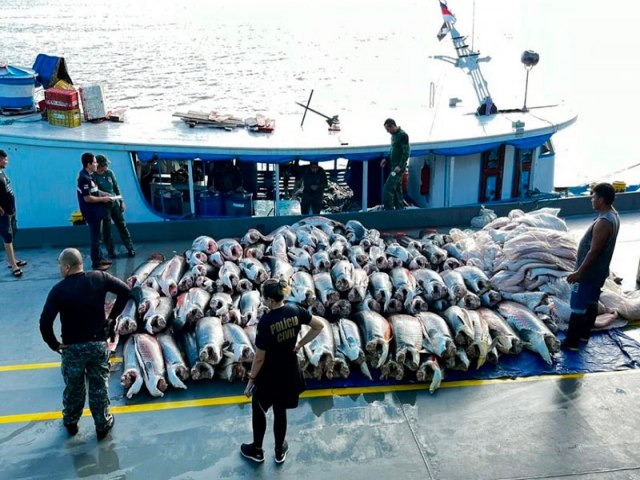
[306,328,640,390]
[31,54,73,88]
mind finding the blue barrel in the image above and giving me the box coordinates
[196,190,224,217]
[153,189,183,216]
[224,192,253,217]
[0,65,36,109]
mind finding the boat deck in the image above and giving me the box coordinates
[1,212,639,480]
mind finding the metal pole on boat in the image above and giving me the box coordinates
[362,160,369,212]
[274,163,281,216]
[187,159,195,216]
[301,89,314,127]
[521,50,539,112]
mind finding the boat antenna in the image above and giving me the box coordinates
[433,0,495,114]
[471,0,476,52]
[521,50,540,112]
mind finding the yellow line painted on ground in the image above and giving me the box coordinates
[1,369,636,426]
[0,358,123,373]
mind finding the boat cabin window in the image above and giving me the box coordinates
[479,146,505,202]
[133,154,354,218]
[512,148,533,198]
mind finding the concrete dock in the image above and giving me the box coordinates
[1,212,639,480]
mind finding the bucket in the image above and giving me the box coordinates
[0,65,36,109]
[224,192,253,217]
[153,189,183,216]
[196,190,224,217]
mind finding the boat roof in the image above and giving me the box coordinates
[0,104,576,161]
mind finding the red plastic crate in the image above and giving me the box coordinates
[44,88,79,111]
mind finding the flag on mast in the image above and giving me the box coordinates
[436,22,449,41]
[439,1,456,24]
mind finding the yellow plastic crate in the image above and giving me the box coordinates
[48,108,81,128]
[612,181,627,193]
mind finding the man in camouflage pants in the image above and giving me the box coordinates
[381,118,410,210]
[39,248,130,439]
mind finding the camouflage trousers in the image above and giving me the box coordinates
[61,342,112,429]
[102,203,134,253]
[383,172,404,210]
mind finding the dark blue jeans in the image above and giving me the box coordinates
[87,216,103,266]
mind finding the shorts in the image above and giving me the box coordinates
[0,213,17,244]
[569,281,603,314]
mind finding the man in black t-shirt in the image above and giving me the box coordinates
[39,247,131,439]
[0,149,26,277]
[77,152,114,270]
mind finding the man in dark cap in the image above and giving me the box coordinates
[296,161,328,215]
[94,154,135,258]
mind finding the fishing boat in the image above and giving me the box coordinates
[0,1,636,248]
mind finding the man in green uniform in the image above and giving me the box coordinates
[381,118,410,210]
[94,155,135,258]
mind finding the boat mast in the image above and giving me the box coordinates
[434,0,493,112]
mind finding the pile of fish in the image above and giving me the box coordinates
[114,209,603,397]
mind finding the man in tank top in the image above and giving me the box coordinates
[562,182,620,351]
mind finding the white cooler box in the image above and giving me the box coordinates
[79,84,107,121]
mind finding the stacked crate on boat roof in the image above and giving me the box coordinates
[44,88,81,128]
[79,84,107,121]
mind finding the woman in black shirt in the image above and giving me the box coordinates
[241,278,324,464]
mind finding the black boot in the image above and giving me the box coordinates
[562,313,584,351]
[580,302,599,342]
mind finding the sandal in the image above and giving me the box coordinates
[7,260,27,268]
[12,268,23,277]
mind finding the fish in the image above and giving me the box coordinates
[268,233,289,262]
[126,254,165,288]
[330,324,351,379]
[416,355,443,394]
[303,317,336,380]
[288,271,317,307]
[134,333,168,397]
[389,267,417,303]
[330,299,352,317]
[336,318,372,380]
[347,245,369,268]
[241,228,270,246]
[457,292,481,310]
[132,286,160,317]
[191,235,218,254]
[178,270,198,292]
[215,356,247,382]
[501,291,548,311]
[345,219,368,243]
[311,250,332,273]
[195,316,225,365]
[477,307,523,354]
[465,309,492,368]
[353,311,392,369]
[222,323,255,363]
[388,314,424,371]
[143,296,174,334]
[185,249,208,267]
[174,287,211,330]
[180,330,215,380]
[347,268,369,303]
[480,290,502,307]
[218,261,242,291]
[456,265,491,294]
[158,255,188,298]
[208,251,225,268]
[412,269,448,302]
[442,306,475,347]
[143,259,171,291]
[157,332,189,389]
[416,312,457,368]
[313,272,340,306]
[421,242,448,266]
[244,242,267,260]
[441,270,468,303]
[116,299,139,335]
[120,336,144,399]
[368,245,389,270]
[218,238,244,261]
[209,292,234,317]
[288,247,313,271]
[262,255,294,282]
[497,301,559,365]
[331,260,355,292]
[385,242,412,267]
[239,290,266,326]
